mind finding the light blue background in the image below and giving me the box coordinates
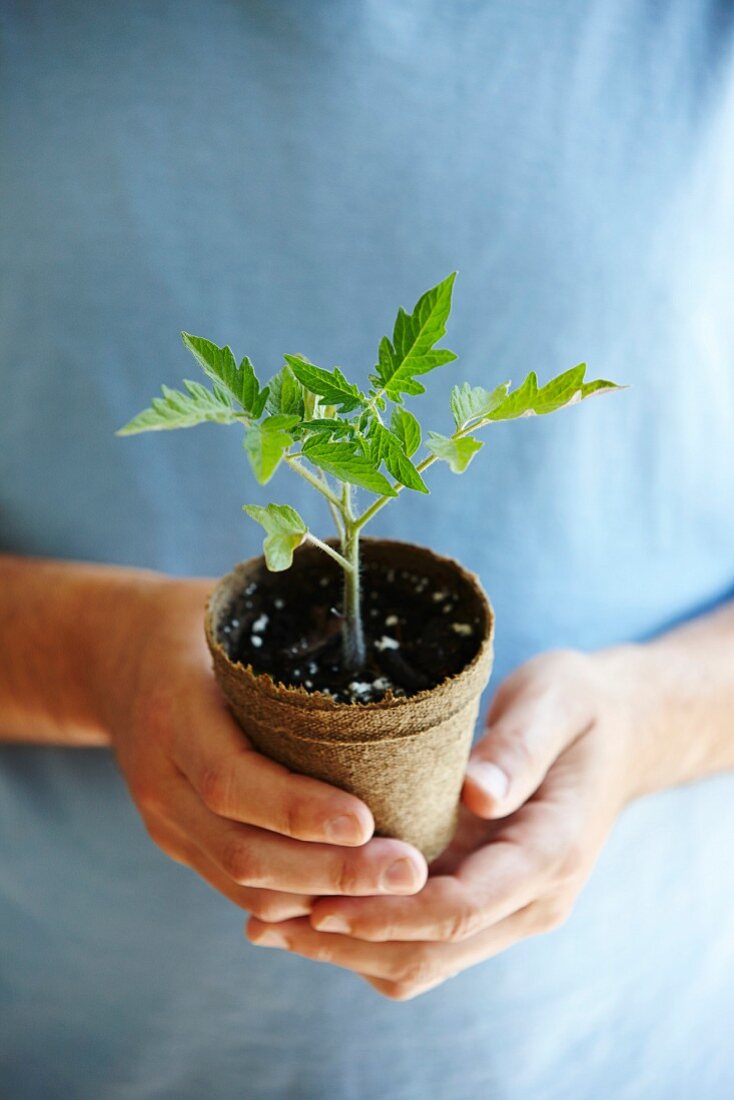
[2,3,734,1097]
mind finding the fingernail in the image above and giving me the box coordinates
[466,761,509,803]
[314,914,351,934]
[325,814,364,844]
[255,928,289,948]
[381,857,421,893]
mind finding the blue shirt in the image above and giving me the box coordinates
[2,2,734,1096]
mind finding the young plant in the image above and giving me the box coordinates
[118,274,622,671]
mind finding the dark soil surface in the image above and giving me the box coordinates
[218,556,484,705]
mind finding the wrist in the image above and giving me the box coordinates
[0,557,176,745]
[92,571,215,748]
[591,640,710,804]
[80,566,175,745]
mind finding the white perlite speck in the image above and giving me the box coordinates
[374,635,400,651]
[385,614,399,626]
[372,676,392,691]
[432,590,447,602]
[274,597,285,610]
[252,613,269,633]
[250,635,263,648]
[349,681,373,697]
[450,622,473,636]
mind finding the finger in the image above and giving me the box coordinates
[309,752,594,944]
[190,854,315,920]
[145,815,314,919]
[356,899,577,1002]
[183,849,316,919]
[172,680,374,845]
[308,828,550,943]
[246,903,543,995]
[463,678,592,819]
[170,776,428,896]
[360,973,451,1000]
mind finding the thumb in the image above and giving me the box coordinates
[462,674,592,819]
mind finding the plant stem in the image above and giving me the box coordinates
[352,416,485,532]
[354,453,437,530]
[318,470,345,537]
[304,533,353,573]
[364,396,384,425]
[286,455,364,668]
[340,484,365,670]
[285,455,343,509]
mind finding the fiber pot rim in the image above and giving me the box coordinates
[205,537,494,723]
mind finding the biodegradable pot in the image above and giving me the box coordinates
[205,539,494,863]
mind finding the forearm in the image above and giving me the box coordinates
[598,598,734,800]
[0,555,164,745]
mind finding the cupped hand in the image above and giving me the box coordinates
[104,576,428,920]
[246,648,641,998]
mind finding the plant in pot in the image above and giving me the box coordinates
[118,274,621,862]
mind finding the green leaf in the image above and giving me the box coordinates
[263,413,301,432]
[284,355,365,414]
[242,503,307,571]
[367,422,428,493]
[390,406,421,457]
[182,332,268,416]
[301,439,398,497]
[450,381,510,428]
[299,418,355,439]
[243,415,297,484]
[265,362,306,418]
[488,365,623,421]
[425,431,483,474]
[116,380,241,435]
[371,273,458,401]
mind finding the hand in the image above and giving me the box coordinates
[246,648,642,998]
[105,576,428,919]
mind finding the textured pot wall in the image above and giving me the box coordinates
[205,540,494,862]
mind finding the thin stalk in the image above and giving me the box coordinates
[304,533,353,573]
[285,455,343,510]
[354,453,437,530]
[352,417,486,531]
[318,470,345,537]
[364,396,384,425]
[287,463,364,667]
[340,484,365,670]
